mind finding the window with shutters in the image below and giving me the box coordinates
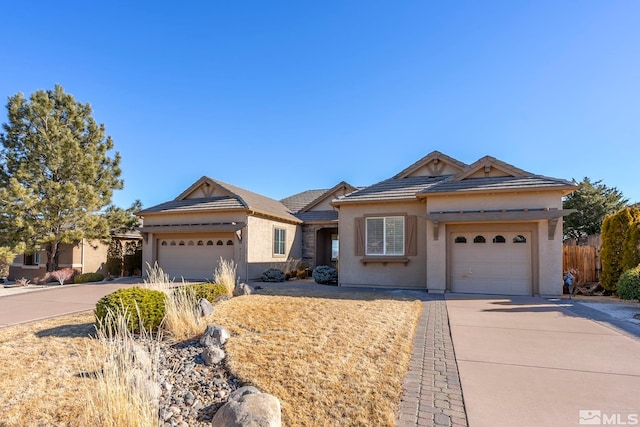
[366,216,404,256]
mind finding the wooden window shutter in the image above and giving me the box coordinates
[355,217,365,256]
[405,215,418,256]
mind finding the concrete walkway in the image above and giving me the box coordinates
[0,279,140,327]
[446,295,640,427]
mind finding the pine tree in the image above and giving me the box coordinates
[0,85,122,271]
[563,177,628,241]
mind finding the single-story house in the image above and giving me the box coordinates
[137,151,576,295]
[8,232,141,281]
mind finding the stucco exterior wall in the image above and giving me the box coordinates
[245,216,301,279]
[337,200,427,289]
[425,190,565,296]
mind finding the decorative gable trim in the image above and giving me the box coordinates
[175,176,246,206]
[393,151,468,179]
[452,156,531,181]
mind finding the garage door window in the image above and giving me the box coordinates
[473,235,486,243]
[454,236,467,243]
[493,235,506,243]
[513,235,527,243]
[227,240,234,246]
[366,216,404,256]
[207,240,214,246]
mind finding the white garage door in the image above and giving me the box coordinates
[157,236,234,281]
[450,231,531,295]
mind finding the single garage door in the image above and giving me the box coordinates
[157,236,234,281]
[450,231,531,295]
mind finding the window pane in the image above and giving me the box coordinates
[331,234,339,260]
[385,217,404,255]
[274,228,286,255]
[366,218,384,255]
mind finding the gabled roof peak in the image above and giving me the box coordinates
[394,151,468,179]
[452,155,532,181]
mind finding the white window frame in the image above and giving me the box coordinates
[366,216,405,256]
[273,227,286,256]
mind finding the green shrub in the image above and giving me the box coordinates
[74,273,105,283]
[176,283,229,302]
[95,287,166,333]
[261,268,285,282]
[312,265,338,284]
[616,265,640,300]
[601,206,640,291]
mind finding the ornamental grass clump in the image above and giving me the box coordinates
[213,257,237,296]
[164,282,209,341]
[82,308,161,427]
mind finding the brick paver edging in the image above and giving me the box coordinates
[396,297,468,427]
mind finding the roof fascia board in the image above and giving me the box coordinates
[300,181,357,212]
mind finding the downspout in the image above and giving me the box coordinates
[81,239,85,274]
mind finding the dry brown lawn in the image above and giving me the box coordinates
[214,292,422,426]
[0,289,422,427]
[0,312,99,427]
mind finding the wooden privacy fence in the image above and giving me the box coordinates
[562,245,598,283]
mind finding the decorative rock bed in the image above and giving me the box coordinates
[157,321,281,427]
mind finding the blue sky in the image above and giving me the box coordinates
[1,1,639,208]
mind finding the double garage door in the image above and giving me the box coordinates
[450,231,532,296]
[157,235,234,281]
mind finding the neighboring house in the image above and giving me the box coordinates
[137,151,576,296]
[9,238,117,281]
[332,151,576,295]
[8,230,142,281]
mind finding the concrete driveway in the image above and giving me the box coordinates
[446,295,640,427]
[0,279,141,327]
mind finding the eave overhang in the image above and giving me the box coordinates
[425,208,577,241]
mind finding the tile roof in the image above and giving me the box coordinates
[335,176,450,203]
[294,210,339,223]
[419,176,575,195]
[138,197,245,214]
[280,189,329,213]
[208,178,301,222]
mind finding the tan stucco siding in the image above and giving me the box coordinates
[426,191,563,212]
[73,240,109,274]
[337,201,426,289]
[245,216,302,279]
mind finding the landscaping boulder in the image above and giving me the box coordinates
[200,325,230,347]
[201,345,225,366]
[198,298,214,317]
[211,386,281,427]
[233,283,252,297]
